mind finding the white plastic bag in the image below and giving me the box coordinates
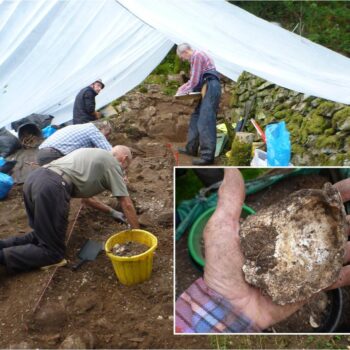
[250,149,267,167]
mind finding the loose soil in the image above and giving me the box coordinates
[271,291,330,333]
[2,85,349,348]
[112,242,149,257]
[0,122,209,349]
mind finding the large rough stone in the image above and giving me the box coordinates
[74,295,97,315]
[157,210,173,227]
[167,74,183,84]
[138,212,154,227]
[338,118,350,132]
[176,121,189,142]
[240,183,347,305]
[100,105,118,118]
[145,106,157,117]
[9,341,32,349]
[59,331,95,349]
[34,302,67,331]
[257,81,275,91]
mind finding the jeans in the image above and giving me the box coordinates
[186,78,221,161]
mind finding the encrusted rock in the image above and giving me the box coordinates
[240,183,347,305]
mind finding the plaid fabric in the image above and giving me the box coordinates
[178,50,216,94]
[39,123,112,155]
[175,278,260,333]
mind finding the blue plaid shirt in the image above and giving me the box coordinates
[176,278,260,333]
[39,123,112,155]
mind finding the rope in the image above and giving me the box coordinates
[31,202,83,314]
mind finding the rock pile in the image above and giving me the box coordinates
[103,83,198,144]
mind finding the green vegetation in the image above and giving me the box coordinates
[144,74,167,85]
[142,50,183,95]
[315,134,343,149]
[303,111,331,135]
[227,138,252,166]
[316,101,336,117]
[175,170,204,206]
[138,85,148,93]
[163,80,181,96]
[231,1,350,57]
[333,107,350,130]
[240,168,268,180]
[208,335,350,350]
[136,1,349,93]
[110,98,122,107]
[150,46,190,76]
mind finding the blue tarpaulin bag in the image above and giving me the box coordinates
[42,125,57,139]
[0,172,14,199]
[266,121,291,166]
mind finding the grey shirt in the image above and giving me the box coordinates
[45,148,128,198]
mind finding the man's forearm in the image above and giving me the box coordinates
[92,111,101,119]
[119,196,139,229]
[82,197,111,213]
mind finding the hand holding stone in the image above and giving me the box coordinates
[203,169,305,331]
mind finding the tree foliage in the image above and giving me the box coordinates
[231,1,350,57]
[150,1,349,78]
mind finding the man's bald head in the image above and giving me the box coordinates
[111,145,132,170]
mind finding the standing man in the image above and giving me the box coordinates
[176,43,221,166]
[73,79,105,124]
[0,146,139,274]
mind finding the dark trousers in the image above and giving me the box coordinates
[186,78,221,161]
[1,168,71,273]
[36,147,63,165]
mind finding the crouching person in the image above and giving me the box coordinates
[0,146,138,274]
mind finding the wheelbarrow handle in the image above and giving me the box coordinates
[71,259,87,271]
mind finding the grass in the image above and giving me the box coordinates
[208,335,350,349]
[240,169,269,181]
[110,98,122,107]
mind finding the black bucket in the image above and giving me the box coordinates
[265,287,344,333]
[315,288,343,333]
[17,123,42,141]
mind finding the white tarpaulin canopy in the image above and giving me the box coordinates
[1,0,350,128]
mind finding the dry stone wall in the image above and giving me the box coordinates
[102,84,198,144]
[229,72,350,166]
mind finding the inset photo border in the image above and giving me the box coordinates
[174,167,350,335]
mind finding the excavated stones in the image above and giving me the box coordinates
[240,183,347,305]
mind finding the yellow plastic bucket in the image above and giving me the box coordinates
[105,229,158,286]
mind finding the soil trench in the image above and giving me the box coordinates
[0,131,210,348]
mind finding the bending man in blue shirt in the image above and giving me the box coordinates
[37,120,112,165]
